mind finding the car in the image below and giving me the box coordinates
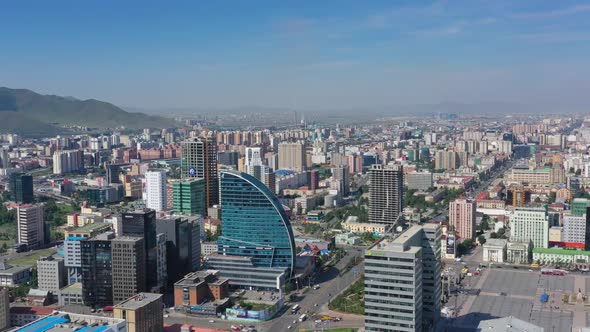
[528,269,533,272]
[314,303,318,307]
[315,319,322,323]
[209,320,215,323]
[163,314,169,318]
[313,285,320,290]
[293,320,297,324]
[287,326,292,329]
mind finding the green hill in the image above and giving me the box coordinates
[0,87,176,135]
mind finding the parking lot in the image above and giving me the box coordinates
[450,268,579,331]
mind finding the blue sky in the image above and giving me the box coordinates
[1,0,590,110]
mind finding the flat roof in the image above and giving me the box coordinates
[114,293,162,310]
[533,248,590,255]
[65,222,110,233]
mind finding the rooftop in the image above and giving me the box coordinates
[476,315,543,332]
[113,293,162,310]
[65,222,111,233]
[12,311,125,332]
[533,247,590,256]
[484,238,508,248]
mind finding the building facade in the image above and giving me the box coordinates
[81,232,114,308]
[369,164,403,228]
[510,207,549,249]
[172,178,206,215]
[181,136,219,209]
[278,142,306,172]
[145,170,167,212]
[16,204,46,250]
[111,236,146,304]
[37,255,66,293]
[448,198,476,241]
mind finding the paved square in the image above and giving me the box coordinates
[530,309,573,332]
[480,269,539,296]
[540,275,575,293]
[470,295,533,322]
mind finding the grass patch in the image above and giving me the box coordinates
[8,248,57,266]
[328,277,364,315]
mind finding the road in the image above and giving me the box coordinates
[165,246,365,331]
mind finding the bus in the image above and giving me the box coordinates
[291,304,300,314]
[299,314,308,322]
[541,268,566,276]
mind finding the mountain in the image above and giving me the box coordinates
[0,87,176,135]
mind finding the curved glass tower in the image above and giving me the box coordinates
[217,171,296,276]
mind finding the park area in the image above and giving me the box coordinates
[328,277,364,315]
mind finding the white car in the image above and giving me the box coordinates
[209,320,215,323]
[287,326,292,329]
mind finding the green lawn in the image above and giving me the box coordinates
[8,248,58,266]
[0,224,16,248]
[328,277,364,315]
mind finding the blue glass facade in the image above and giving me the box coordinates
[218,171,296,275]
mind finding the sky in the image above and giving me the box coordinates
[1,0,590,110]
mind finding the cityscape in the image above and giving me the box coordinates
[1,1,590,332]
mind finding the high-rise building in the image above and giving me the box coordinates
[8,173,33,204]
[145,170,167,212]
[113,293,163,332]
[172,178,206,215]
[369,164,403,227]
[449,198,476,241]
[81,232,114,308]
[0,288,8,331]
[364,224,442,332]
[16,204,46,250]
[208,171,296,290]
[244,147,264,176]
[37,255,66,293]
[0,148,9,169]
[156,215,201,283]
[181,136,219,209]
[278,142,306,172]
[331,165,350,196]
[572,198,590,217]
[121,210,157,291]
[308,169,319,190]
[510,207,549,249]
[562,213,588,247]
[111,236,146,304]
[52,149,84,175]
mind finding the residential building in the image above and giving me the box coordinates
[81,232,114,308]
[209,171,296,290]
[36,255,66,293]
[181,136,219,209]
[52,149,84,175]
[278,142,306,172]
[364,224,442,332]
[16,204,46,250]
[172,178,206,215]
[448,198,476,241]
[510,207,549,249]
[244,147,264,176]
[145,170,167,212]
[8,173,33,203]
[0,288,8,330]
[331,165,350,196]
[113,293,163,332]
[434,150,459,171]
[562,213,589,247]
[111,236,146,304]
[369,164,403,228]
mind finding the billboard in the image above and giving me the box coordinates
[446,234,456,256]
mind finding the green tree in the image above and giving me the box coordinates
[490,232,498,239]
[478,235,487,245]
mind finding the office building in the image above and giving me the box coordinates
[407,172,433,191]
[37,255,66,293]
[114,293,163,332]
[156,233,167,289]
[209,171,296,290]
[156,215,201,283]
[8,173,33,203]
[364,224,442,332]
[244,147,264,176]
[173,270,230,315]
[572,198,590,217]
[448,198,476,241]
[81,232,114,308]
[121,210,157,290]
[369,164,403,227]
[510,207,549,249]
[16,204,46,250]
[172,178,206,215]
[52,149,84,175]
[181,136,219,209]
[278,142,306,172]
[145,170,167,212]
[111,236,146,304]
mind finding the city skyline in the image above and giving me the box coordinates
[1,1,590,110]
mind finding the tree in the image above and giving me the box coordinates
[478,235,487,245]
[490,232,499,239]
[576,169,582,176]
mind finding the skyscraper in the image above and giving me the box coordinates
[9,173,33,204]
[156,215,201,283]
[111,236,146,304]
[244,147,264,176]
[81,232,114,308]
[331,165,350,196]
[369,164,403,228]
[207,171,296,290]
[364,224,442,332]
[52,149,84,175]
[144,170,167,212]
[121,210,157,290]
[16,204,46,250]
[172,178,206,215]
[449,198,476,241]
[278,142,306,172]
[181,136,219,209]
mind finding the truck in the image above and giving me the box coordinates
[299,314,308,322]
[291,304,300,314]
